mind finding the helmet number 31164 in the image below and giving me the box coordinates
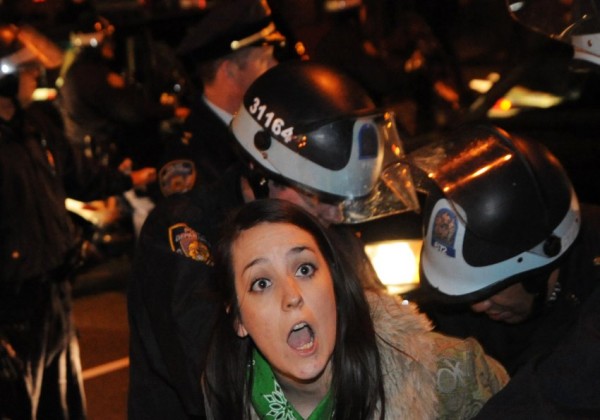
[249,97,295,143]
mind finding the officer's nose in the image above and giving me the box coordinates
[471,300,492,313]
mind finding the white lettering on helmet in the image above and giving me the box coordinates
[248,96,294,142]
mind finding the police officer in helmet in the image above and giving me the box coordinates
[410,124,600,417]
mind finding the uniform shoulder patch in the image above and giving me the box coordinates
[168,223,213,265]
[159,159,196,197]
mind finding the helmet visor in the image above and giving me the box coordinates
[233,103,420,223]
[302,112,420,223]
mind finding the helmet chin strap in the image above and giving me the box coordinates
[524,277,550,318]
[523,267,562,318]
[243,164,270,199]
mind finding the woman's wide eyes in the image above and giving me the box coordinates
[296,263,315,278]
[250,278,272,292]
[249,263,316,291]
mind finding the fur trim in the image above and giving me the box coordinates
[367,291,439,419]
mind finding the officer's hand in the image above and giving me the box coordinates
[131,167,157,188]
[119,158,133,174]
[107,72,126,89]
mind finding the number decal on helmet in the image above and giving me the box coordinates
[248,97,294,143]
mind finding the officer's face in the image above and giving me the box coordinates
[234,45,277,94]
[470,282,536,324]
[232,222,337,387]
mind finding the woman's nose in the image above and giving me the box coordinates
[283,279,303,310]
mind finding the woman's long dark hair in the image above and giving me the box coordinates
[203,199,385,419]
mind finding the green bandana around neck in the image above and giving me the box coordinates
[250,349,334,420]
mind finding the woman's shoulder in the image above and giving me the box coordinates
[366,290,433,335]
[427,332,509,419]
[366,291,509,419]
[367,291,439,419]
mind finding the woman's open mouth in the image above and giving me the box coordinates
[287,322,315,351]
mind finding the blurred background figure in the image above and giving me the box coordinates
[312,0,408,105]
[160,0,287,193]
[0,23,87,420]
[269,0,464,141]
[56,12,189,237]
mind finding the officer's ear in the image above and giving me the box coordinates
[221,59,238,80]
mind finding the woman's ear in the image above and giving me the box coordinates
[234,319,248,338]
[227,304,248,337]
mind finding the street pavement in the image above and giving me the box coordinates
[73,256,131,420]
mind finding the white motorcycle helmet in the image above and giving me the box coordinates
[231,60,419,224]
[417,125,581,302]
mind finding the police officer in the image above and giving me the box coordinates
[161,0,287,190]
[410,125,600,417]
[57,14,170,199]
[56,13,191,237]
[0,24,87,419]
[128,60,419,419]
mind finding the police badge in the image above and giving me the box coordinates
[159,160,196,196]
[168,223,213,265]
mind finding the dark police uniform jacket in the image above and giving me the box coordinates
[163,96,238,187]
[127,167,243,420]
[0,103,79,290]
[472,204,600,418]
[0,101,87,419]
[127,165,385,419]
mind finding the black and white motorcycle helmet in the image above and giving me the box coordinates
[231,60,419,224]
[416,125,581,302]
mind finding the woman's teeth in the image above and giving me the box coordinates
[288,322,314,350]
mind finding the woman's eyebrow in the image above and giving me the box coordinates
[242,257,267,275]
[241,242,318,274]
[288,244,320,259]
